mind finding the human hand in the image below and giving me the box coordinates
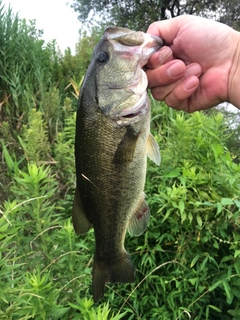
[146,15,240,111]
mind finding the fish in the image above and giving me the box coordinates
[72,26,163,303]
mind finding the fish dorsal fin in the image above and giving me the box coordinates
[147,133,161,165]
[72,187,92,235]
[113,127,140,164]
[128,193,150,237]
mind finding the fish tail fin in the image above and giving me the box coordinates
[92,252,135,303]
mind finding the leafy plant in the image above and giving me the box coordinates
[19,109,50,164]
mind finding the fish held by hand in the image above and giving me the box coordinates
[72,26,162,303]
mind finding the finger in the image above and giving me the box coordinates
[184,63,202,78]
[146,46,173,68]
[147,62,202,89]
[146,60,186,88]
[151,76,199,110]
[166,77,199,110]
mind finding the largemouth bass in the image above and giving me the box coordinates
[72,27,162,303]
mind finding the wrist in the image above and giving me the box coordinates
[228,30,240,109]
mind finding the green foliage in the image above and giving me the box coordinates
[0,163,91,319]
[69,297,126,320]
[19,109,50,163]
[1,101,240,319]
[218,0,240,30]
[0,1,55,126]
[42,87,61,139]
[54,114,76,200]
[56,26,102,94]
[122,103,240,319]
[70,0,240,31]
[219,107,240,161]
[75,27,103,76]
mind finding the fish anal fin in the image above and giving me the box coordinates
[128,194,150,236]
[92,252,135,303]
[113,127,140,164]
[72,187,92,235]
[147,133,161,165]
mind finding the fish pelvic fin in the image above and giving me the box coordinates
[92,252,135,303]
[147,133,161,165]
[128,193,150,236]
[72,187,92,234]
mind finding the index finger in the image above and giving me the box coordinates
[146,46,173,69]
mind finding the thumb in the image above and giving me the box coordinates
[147,16,185,45]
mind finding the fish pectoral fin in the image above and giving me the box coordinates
[92,252,135,303]
[113,127,140,164]
[128,194,150,236]
[147,133,161,165]
[72,187,92,235]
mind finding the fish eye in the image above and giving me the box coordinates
[97,52,109,64]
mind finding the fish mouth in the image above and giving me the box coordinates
[109,29,161,120]
[98,27,162,121]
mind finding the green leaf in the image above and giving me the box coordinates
[209,280,223,292]
[221,255,233,263]
[178,200,184,215]
[234,250,240,259]
[208,305,222,313]
[162,209,172,222]
[190,255,199,268]
[216,202,222,214]
[221,198,234,205]
[234,199,240,208]
[68,302,81,310]
[52,307,69,319]
[181,210,187,222]
[189,278,198,285]
[0,222,9,233]
[111,312,127,320]
[213,241,219,249]
[228,309,240,317]
[196,214,202,227]
[200,256,209,271]
[222,280,231,300]
[211,143,223,159]
[188,212,193,223]
[163,169,180,178]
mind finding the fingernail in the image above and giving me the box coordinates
[167,62,185,78]
[184,77,199,90]
[185,63,202,77]
[158,46,172,65]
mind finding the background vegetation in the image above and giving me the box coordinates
[0,0,240,319]
[70,0,240,31]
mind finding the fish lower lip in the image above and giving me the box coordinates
[119,92,147,117]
